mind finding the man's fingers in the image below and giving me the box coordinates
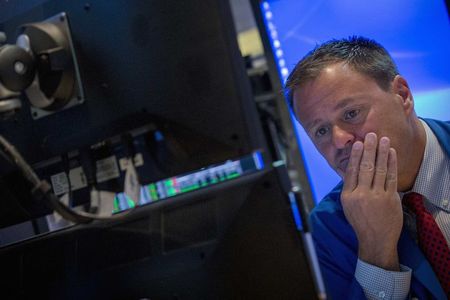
[358,133,377,187]
[343,141,363,192]
[385,148,398,192]
[373,137,390,189]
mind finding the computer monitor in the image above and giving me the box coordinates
[252,0,450,203]
[0,164,320,299]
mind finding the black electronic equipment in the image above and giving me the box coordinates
[0,164,321,299]
[0,0,267,228]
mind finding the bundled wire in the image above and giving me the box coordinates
[0,135,135,223]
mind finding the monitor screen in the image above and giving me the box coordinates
[255,0,450,202]
[113,151,265,213]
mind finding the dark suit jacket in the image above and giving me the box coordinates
[309,118,450,300]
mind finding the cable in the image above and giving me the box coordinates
[0,135,136,224]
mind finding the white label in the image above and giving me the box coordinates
[90,188,116,216]
[69,166,88,191]
[119,153,144,171]
[50,172,69,196]
[50,166,88,196]
[96,156,120,183]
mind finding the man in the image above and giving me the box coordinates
[285,36,449,299]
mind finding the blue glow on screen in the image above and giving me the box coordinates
[260,0,450,203]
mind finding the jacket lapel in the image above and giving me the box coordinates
[398,230,447,299]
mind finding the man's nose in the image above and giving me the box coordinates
[332,125,354,149]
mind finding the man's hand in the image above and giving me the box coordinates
[341,132,403,271]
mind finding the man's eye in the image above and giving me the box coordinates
[315,127,329,137]
[344,109,360,120]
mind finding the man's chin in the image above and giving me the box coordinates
[335,161,349,178]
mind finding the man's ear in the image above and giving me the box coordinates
[392,75,414,115]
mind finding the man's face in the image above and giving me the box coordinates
[293,62,413,179]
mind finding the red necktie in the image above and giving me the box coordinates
[403,192,450,296]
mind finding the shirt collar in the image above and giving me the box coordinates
[409,119,450,212]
